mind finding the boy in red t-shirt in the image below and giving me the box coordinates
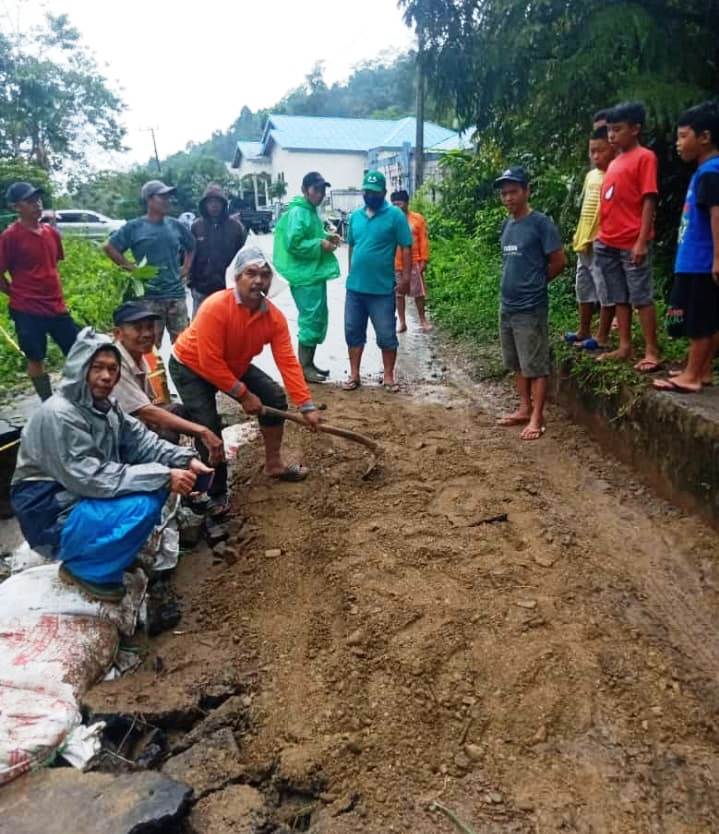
[0,182,78,400]
[594,102,661,372]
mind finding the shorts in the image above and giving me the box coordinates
[500,306,550,378]
[669,273,719,339]
[143,297,189,347]
[344,289,398,351]
[396,264,426,298]
[575,248,609,306]
[9,309,79,362]
[593,240,653,307]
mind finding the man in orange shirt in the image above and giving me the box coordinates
[390,190,431,332]
[169,246,321,515]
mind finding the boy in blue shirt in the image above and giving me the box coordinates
[654,102,719,393]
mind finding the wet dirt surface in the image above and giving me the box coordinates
[84,349,719,832]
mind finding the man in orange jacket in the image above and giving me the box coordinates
[170,245,321,516]
[391,190,432,332]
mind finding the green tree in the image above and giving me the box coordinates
[0,13,125,171]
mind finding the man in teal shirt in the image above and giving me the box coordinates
[344,170,412,392]
[104,180,195,347]
[273,171,341,383]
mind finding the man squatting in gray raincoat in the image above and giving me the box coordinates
[10,327,213,600]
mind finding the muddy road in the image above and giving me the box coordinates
[83,336,719,833]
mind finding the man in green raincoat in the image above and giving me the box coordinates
[273,172,341,383]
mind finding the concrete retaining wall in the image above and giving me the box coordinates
[551,360,719,528]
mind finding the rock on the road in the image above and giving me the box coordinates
[0,768,191,834]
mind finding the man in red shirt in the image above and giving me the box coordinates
[169,245,321,516]
[0,182,79,400]
[594,102,661,372]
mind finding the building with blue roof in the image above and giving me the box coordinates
[230,113,470,209]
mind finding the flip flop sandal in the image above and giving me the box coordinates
[342,378,361,391]
[271,463,309,482]
[383,382,401,393]
[563,332,582,343]
[652,378,702,394]
[520,426,546,441]
[634,359,663,374]
[575,338,610,351]
[669,369,713,386]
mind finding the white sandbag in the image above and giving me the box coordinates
[0,563,147,786]
[0,563,147,636]
[10,540,52,573]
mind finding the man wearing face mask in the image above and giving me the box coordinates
[273,172,340,383]
[170,245,321,516]
[343,171,412,392]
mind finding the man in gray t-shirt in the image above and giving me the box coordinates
[494,166,566,441]
[104,180,196,347]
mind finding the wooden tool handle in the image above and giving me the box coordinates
[261,406,379,452]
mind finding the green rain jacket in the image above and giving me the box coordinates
[273,196,340,288]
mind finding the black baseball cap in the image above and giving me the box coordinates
[113,301,162,326]
[5,182,43,204]
[302,171,331,190]
[494,166,529,187]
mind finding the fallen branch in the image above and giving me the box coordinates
[468,513,508,527]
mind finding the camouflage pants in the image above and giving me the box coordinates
[142,297,189,347]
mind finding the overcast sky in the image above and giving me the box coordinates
[7,0,415,167]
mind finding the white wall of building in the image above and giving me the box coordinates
[269,147,368,197]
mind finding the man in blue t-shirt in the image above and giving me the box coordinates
[654,102,719,394]
[495,166,566,440]
[343,170,412,392]
[104,180,195,347]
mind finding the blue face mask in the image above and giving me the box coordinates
[363,192,384,211]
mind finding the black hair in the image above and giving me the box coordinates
[592,109,610,124]
[607,101,646,127]
[677,100,719,147]
[590,126,609,141]
[390,189,410,203]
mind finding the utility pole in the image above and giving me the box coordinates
[143,127,162,174]
[414,23,425,193]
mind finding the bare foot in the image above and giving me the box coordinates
[520,423,546,441]
[397,322,408,333]
[497,411,531,427]
[420,320,433,332]
[669,368,713,385]
[597,348,632,363]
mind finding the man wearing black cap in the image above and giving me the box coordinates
[104,180,196,347]
[111,301,224,464]
[273,172,341,383]
[0,182,79,400]
[494,166,566,440]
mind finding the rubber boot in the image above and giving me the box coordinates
[298,344,326,384]
[31,372,53,401]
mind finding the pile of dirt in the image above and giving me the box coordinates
[84,383,719,833]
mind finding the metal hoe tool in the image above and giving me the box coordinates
[261,405,382,479]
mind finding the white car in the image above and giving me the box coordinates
[42,209,125,240]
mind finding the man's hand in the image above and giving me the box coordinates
[199,429,225,465]
[169,468,197,495]
[239,389,263,416]
[302,409,322,432]
[327,233,341,246]
[630,241,649,267]
[321,239,337,253]
[189,458,214,476]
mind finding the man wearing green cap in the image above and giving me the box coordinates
[343,170,412,392]
[273,171,341,383]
